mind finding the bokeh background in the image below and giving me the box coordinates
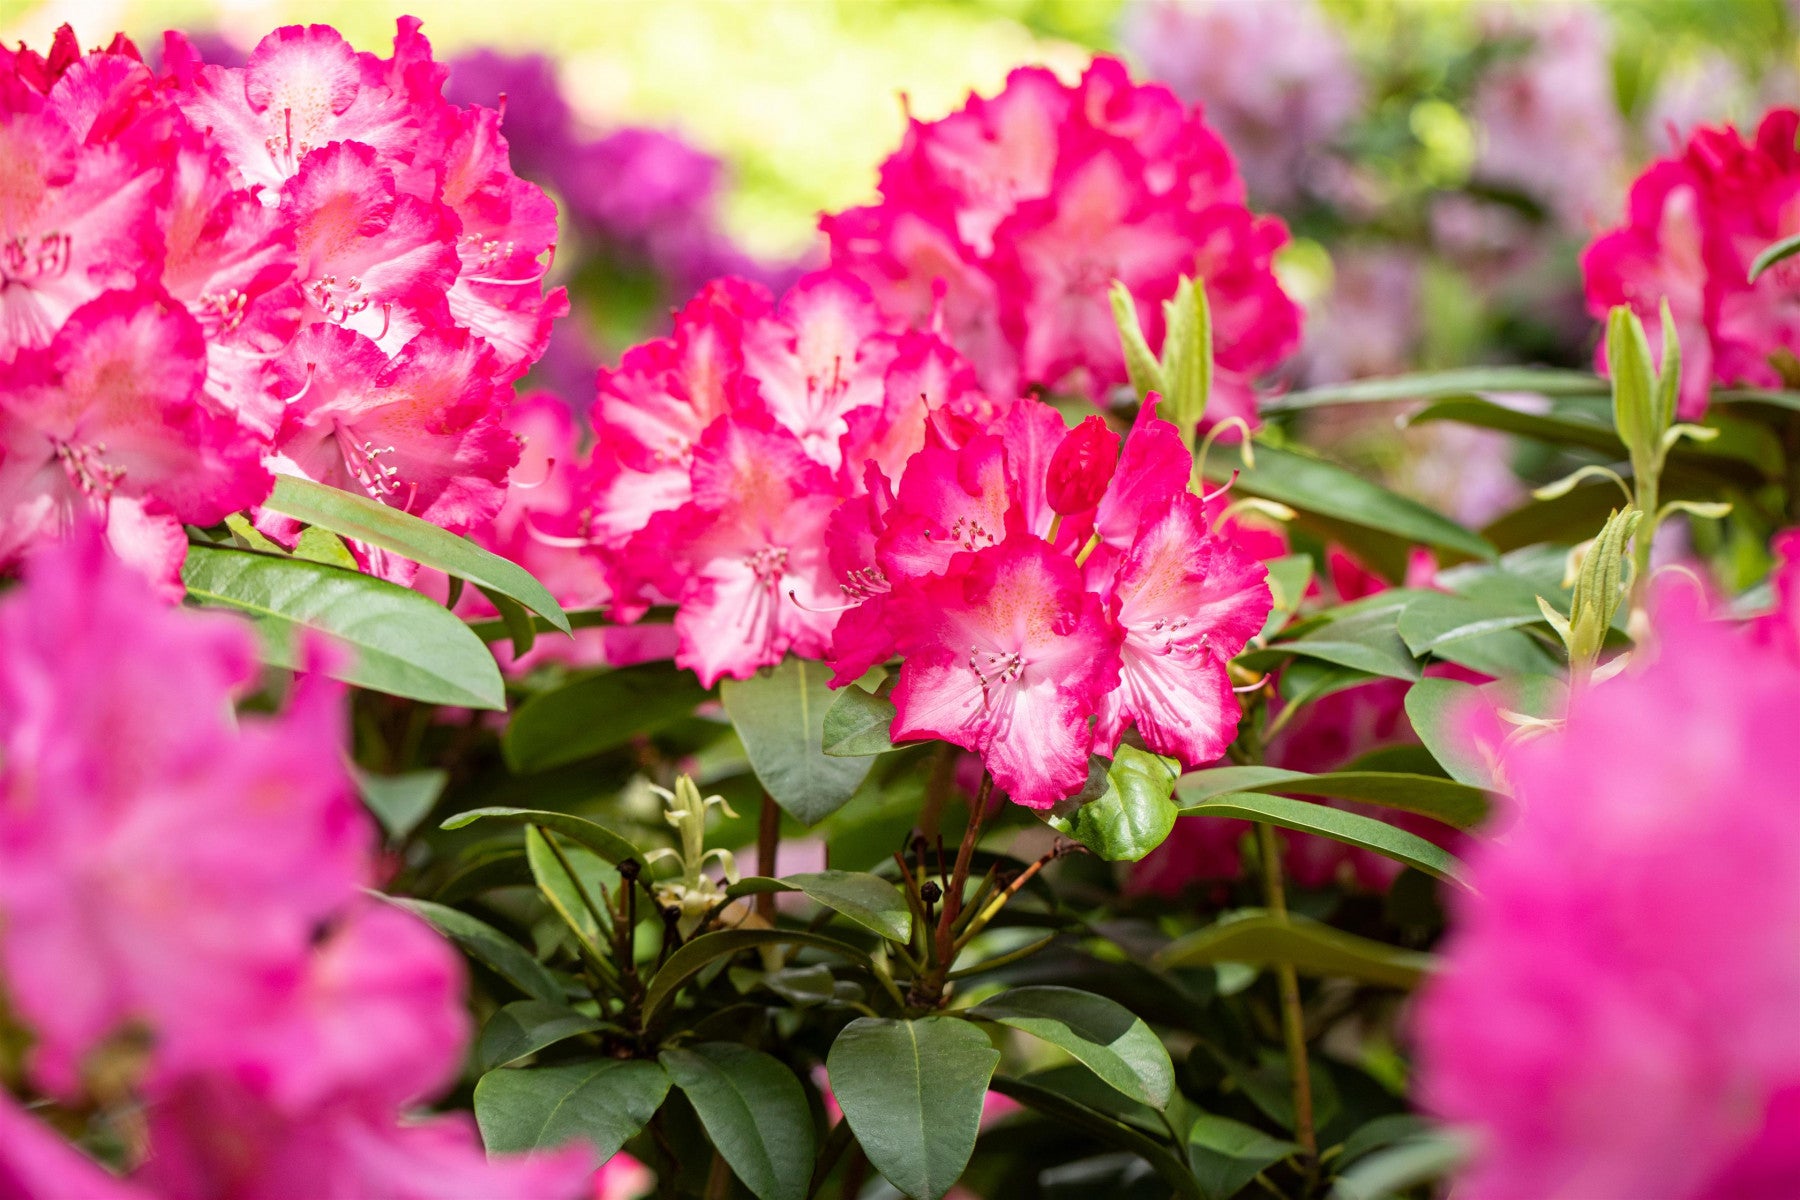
[6,0,1797,529]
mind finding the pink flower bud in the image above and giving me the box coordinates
[1046,415,1120,515]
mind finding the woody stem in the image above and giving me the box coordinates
[1257,821,1316,1160]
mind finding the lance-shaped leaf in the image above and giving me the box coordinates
[1749,231,1800,282]
[1177,766,1488,829]
[826,1017,1001,1200]
[1187,1115,1302,1200]
[1180,794,1468,885]
[182,545,505,709]
[721,657,873,825]
[970,986,1174,1108]
[660,1044,815,1200]
[504,663,711,772]
[642,929,873,1024]
[263,475,569,632]
[1157,912,1436,989]
[474,1058,670,1158]
[383,897,563,1003]
[440,808,649,870]
[477,1000,605,1070]
[727,871,911,943]
[1267,367,1607,412]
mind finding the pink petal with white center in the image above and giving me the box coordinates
[741,269,895,469]
[1092,393,1191,553]
[1094,494,1270,766]
[889,538,1121,808]
[667,414,844,686]
[878,430,1012,583]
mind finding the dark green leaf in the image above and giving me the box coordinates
[1330,1130,1471,1200]
[970,986,1174,1108]
[1254,606,1421,682]
[525,827,618,946]
[1181,794,1468,885]
[820,683,899,757]
[384,897,563,1002]
[989,1075,1202,1200]
[1177,767,1487,829]
[642,929,872,1025]
[1157,913,1435,989]
[782,871,910,943]
[1204,443,1494,562]
[474,1058,669,1157]
[659,1044,815,1200]
[349,765,446,839]
[720,657,874,824]
[441,807,648,870]
[504,663,710,773]
[182,544,505,709]
[826,1016,1000,1200]
[1045,747,1180,862]
[479,586,537,658]
[1187,1114,1302,1200]
[263,475,569,632]
[1267,367,1606,412]
[1404,394,1618,453]
[1396,591,1548,656]
[477,1000,604,1070]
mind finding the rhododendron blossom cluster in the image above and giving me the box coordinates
[1415,564,1800,1200]
[0,19,563,589]
[824,57,1301,428]
[1584,107,1800,416]
[0,527,592,1199]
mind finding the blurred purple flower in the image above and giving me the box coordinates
[443,50,579,182]
[1297,246,1422,386]
[1121,0,1362,207]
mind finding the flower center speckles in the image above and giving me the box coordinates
[53,439,125,497]
[969,646,1024,709]
[2,233,72,285]
[940,515,998,553]
[1144,615,1212,658]
[744,545,790,589]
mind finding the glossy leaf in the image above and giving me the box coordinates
[349,765,446,839]
[1158,913,1436,989]
[1403,677,1496,790]
[721,657,873,824]
[263,475,569,632]
[826,1016,1001,1200]
[477,1000,604,1070]
[1177,767,1488,829]
[783,871,911,942]
[504,663,710,773]
[1203,443,1494,562]
[1187,1114,1302,1200]
[989,1074,1202,1200]
[642,929,872,1024]
[1046,747,1180,862]
[820,683,900,757]
[474,1058,670,1157]
[1267,367,1605,411]
[1181,793,1469,884]
[1396,591,1549,656]
[1255,605,1421,682]
[660,1043,815,1200]
[970,985,1174,1108]
[384,897,563,1003]
[525,827,617,947]
[441,808,648,870]
[182,545,505,709]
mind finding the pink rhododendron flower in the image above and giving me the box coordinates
[1046,415,1119,515]
[1415,581,1800,1200]
[1122,0,1363,207]
[1583,107,1800,416]
[825,57,1300,424]
[0,288,272,595]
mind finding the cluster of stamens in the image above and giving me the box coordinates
[940,515,998,553]
[1144,615,1211,658]
[263,107,313,173]
[197,288,250,335]
[743,545,791,588]
[968,647,1025,709]
[839,564,888,602]
[340,435,404,500]
[2,232,72,283]
[53,440,125,498]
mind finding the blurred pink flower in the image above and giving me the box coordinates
[1415,580,1800,1199]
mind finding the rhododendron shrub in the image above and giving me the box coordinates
[10,15,1800,1200]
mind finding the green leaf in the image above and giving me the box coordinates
[384,897,563,1003]
[1396,590,1550,656]
[1045,747,1180,862]
[820,683,899,757]
[1180,794,1468,885]
[525,827,618,946]
[642,929,872,1025]
[1403,678,1495,789]
[1330,1130,1471,1200]
[1205,443,1494,562]
[263,475,569,632]
[782,871,911,943]
[1160,275,1213,433]
[1261,553,1314,639]
[659,1044,815,1200]
[477,1000,604,1070]
[1404,394,1619,454]
[826,1016,1001,1200]
[1256,605,1421,682]
[441,807,648,870]
[720,657,874,825]
[182,544,505,709]
[1157,913,1435,989]
[1267,367,1606,412]
[1187,1114,1302,1200]
[1750,231,1800,281]
[479,587,538,658]
[474,1058,670,1157]
[1110,281,1164,402]
[970,986,1174,1109]
[1177,767,1488,829]
[349,765,446,839]
[504,663,710,772]
[989,1075,1203,1200]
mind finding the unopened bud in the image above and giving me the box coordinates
[617,858,641,882]
[920,881,943,905]
[1046,416,1119,515]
